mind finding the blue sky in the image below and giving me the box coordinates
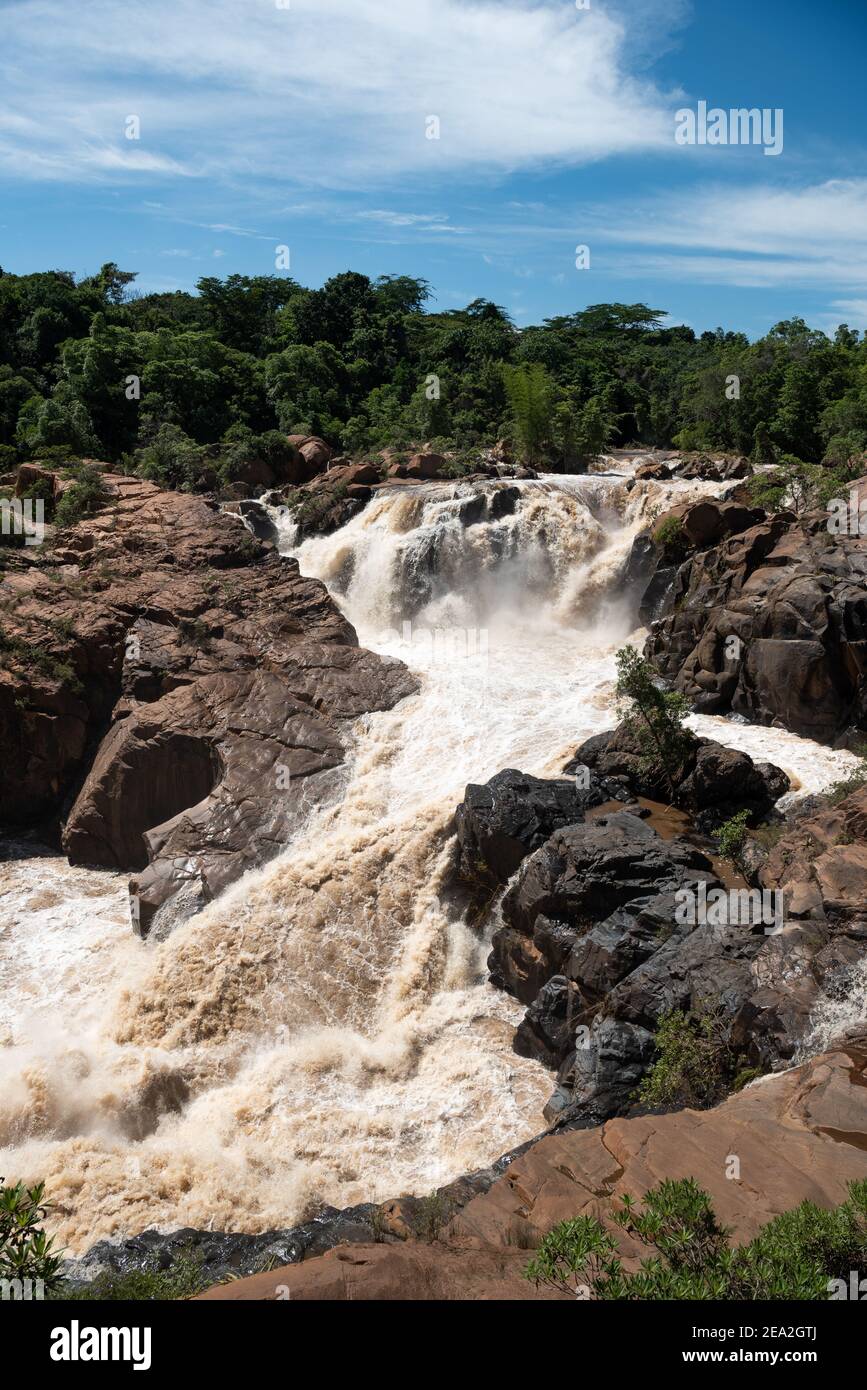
[1,0,866,336]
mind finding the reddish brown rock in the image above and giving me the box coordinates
[642,510,867,742]
[197,1036,867,1300]
[286,434,333,473]
[0,466,415,932]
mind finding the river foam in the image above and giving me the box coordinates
[0,463,859,1250]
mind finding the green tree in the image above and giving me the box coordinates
[502,362,554,466]
[615,646,695,801]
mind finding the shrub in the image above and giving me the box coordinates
[60,1254,210,1302]
[652,514,690,562]
[825,751,867,806]
[525,1177,867,1300]
[216,428,299,486]
[0,1177,65,1293]
[716,809,751,871]
[614,646,695,801]
[54,465,107,528]
[134,424,206,491]
[638,1009,733,1110]
[412,1192,452,1243]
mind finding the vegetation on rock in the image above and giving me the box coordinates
[525,1177,867,1300]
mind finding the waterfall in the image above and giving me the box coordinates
[0,462,858,1251]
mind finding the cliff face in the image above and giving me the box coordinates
[0,469,416,933]
[634,495,867,746]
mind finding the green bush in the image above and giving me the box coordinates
[716,809,751,870]
[412,1191,452,1243]
[652,514,690,562]
[825,751,867,806]
[638,1009,734,1110]
[0,1177,65,1293]
[615,646,695,801]
[217,427,299,486]
[54,465,107,528]
[525,1177,867,1300]
[60,1254,210,1302]
[133,424,206,491]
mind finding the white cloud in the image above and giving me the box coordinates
[0,0,680,186]
[593,179,867,290]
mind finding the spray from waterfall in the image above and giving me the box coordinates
[0,463,858,1251]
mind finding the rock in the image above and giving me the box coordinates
[454,767,607,897]
[286,435,333,474]
[565,891,683,1004]
[635,461,672,481]
[280,462,381,538]
[513,975,581,1069]
[642,511,867,742]
[226,499,278,541]
[0,471,416,931]
[403,452,447,480]
[13,462,63,503]
[672,453,752,482]
[489,811,715,1004]
[547,1016,656,1126]
[197,1037,867,1300]
[567,721,790,828]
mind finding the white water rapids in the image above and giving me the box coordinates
[0,461,861,1252]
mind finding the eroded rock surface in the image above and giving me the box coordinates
[196,1037,867,1300]
[0,469,415,932]
[636,507,867,744]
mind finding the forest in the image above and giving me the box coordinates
[1,261,866,489]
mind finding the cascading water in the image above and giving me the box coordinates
[0,462,861,1251]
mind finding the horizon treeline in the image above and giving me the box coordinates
[1,262,866,489]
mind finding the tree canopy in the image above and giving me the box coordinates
[1,260,864,484]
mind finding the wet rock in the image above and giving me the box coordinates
[454,767,607,898]
[513,975,581,1069]
[566,721,790,828]
[489,811,714,1004]
[0,468,416,931]
[642,511,867,743]
[547,1016,656,1126]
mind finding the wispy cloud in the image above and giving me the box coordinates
[593,178,867,290]
[0,0,681,187]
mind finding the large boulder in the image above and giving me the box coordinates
[454,767,607,897]
[286,435,333,475]
[0,471,416,932]
[566,722,789,828]
[642,511,867,744]
[489,811,715,1004]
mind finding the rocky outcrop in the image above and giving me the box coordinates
[277,460,382,539]
[636,508,867,745]
[387,451,447,480]
[565,721,790,829]
[491,811,716,1001]
[454,767,609,898]
[285,434,333,476]
[0,468,415,933]
[477,726,851,1126]
[196,1036,867,1299]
